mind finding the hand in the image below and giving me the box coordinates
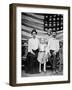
[31,51,35,55]
[48,52,51,56]
[53,51,56,55]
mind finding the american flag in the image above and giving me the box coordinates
[44,14,63,32]
[21,13,63,41]
[21,13,63,67]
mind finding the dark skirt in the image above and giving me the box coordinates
[25,50,39,74]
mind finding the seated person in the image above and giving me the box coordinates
[45,31,59,73]
[25,29,39,74]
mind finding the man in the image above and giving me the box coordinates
[25,29,39,74]
[46,31,59,73]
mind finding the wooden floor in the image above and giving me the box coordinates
[21,69,63,77]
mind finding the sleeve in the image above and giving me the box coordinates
[45,39,50,54]
[38,38,41,49]
[28,39,32,52]
[56,40,59,52]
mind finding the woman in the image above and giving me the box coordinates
[25,29,39,74]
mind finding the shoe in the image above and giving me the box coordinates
[39,70,41,73]
[53,70,56,74]
[44,71,46,73]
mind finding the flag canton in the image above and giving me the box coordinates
[44,14,63,31]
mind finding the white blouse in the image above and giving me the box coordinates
[28,37,39,52]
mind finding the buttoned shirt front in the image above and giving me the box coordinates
[46,37,59,54]
[45,35,52,44]
[28,37,39,52]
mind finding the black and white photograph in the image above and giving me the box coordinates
[9,4,70,86]
[21,13,63,77]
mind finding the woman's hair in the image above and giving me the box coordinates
[31,29,37,34]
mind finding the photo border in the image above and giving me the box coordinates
[9,3,70,86]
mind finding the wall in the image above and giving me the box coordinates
[0,0,72,90]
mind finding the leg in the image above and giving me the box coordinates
[59,53,62,72]
[39,63,41,72]
[44,63,46,72]
[52,53,57,72]
[29,53,35,74]
[25,53,30,73]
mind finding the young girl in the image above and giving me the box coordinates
[37,38,48,73]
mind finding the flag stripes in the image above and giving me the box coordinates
[21,13,63,41]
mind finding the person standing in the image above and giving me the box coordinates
[25,29,39,74]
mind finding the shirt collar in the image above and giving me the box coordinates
[32,37,37,40]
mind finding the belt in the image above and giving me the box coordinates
[39,51,45,52]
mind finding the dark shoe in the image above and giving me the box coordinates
[53,70,56,74]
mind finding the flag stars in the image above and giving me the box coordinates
[54,15,56,17]
[50,16,52,18]
[44,14,63,31]
[49,18,52,21]
[45,15,48,18]
[53,23,56,26]
[61,18,63,20]
[45,28,48,31]
[57,22,59,25]
[49,22,52,24]
[60,22,63,25]
[53,22,56,24]
[53,18,56,21]
[60,27,63,29]
[53,28,55,31]
[49,23,52,26]
[45,23,48,26]
[57,28,59,30]
[57,18,59,20]
[57,22,59,26]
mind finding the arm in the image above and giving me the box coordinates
[28,39,35,55]
[38,39,40,50]
[28,39,31,52]
[54,40,59,54]
[56,40,59,52]
[45,40,50,55]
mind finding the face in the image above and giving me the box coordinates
[52,32,56,38]
[47,29,52,36]
[32,32,37,38]
[40,38,45,44]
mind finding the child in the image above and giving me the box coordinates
[37,38,48,73]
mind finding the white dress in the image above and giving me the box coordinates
[37,44,48,64]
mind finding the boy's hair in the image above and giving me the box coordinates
[52,30,57,34]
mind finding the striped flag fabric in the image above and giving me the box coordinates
[21,13,63,41]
